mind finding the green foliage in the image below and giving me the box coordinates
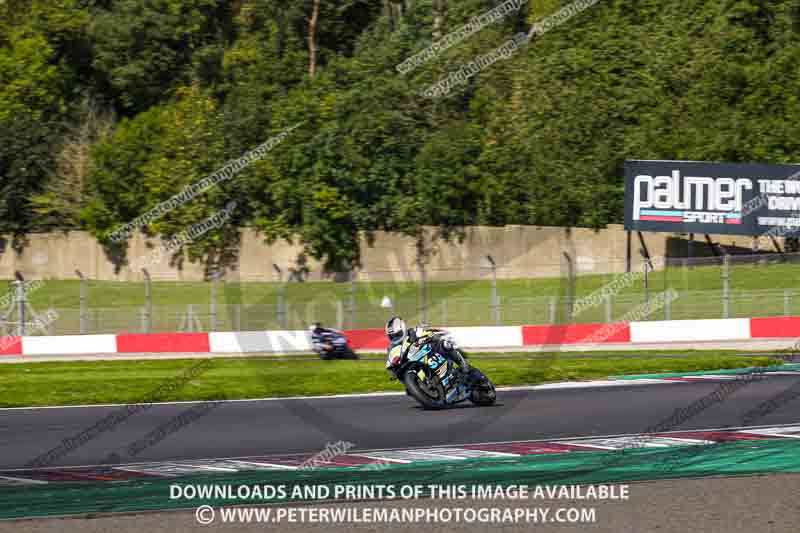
[30,100,115,229]
[84,85,236,273]
[0,14,68,241]
[90,0,229,113]
[2,0,800,273]
[0,114,59,246]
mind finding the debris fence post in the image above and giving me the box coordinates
[349,272,356,329]
[721,254,730,319]
[142,268,152,333]
[563,252,575,322]
[210,270,219,331]
[14,273,26,336]
[75,269,88,334]
[487,255,500,325]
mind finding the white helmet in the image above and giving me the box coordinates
[385,316,406,342]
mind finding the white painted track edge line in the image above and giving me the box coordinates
[0,380,686,411]
[2,422,798,473]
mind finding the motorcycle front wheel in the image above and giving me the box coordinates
[403,366,447,410]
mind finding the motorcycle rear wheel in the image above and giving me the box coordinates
[467,368,497,406]
[340,348,358,360]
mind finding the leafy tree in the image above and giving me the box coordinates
[84,85,237,274]
[0,114,60,249]
[0,15,69,244]
[5,0,800,273]
[30,100,115,229]
[90,0,229,114]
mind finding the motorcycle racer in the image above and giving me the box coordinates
[384,316,455,376]
[385,316,408,375]
[384,316,495,408]
[310,322,356,360]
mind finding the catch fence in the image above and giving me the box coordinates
[1,252,799,336]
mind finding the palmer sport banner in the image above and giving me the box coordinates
[624,160,800,236]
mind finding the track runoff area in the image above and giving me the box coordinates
[0,355,799,530]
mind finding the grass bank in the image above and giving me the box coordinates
[0,352,783,408]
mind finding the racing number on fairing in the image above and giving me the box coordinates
[426,353,450,382]
[426,354,445,369]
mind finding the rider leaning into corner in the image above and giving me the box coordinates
[384,315,496,407]
[384,316,461,375]
[384,316,457,373]
[309,322,332,351]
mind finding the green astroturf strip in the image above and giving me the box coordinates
[2,439,799,520]
[609,363,800,380]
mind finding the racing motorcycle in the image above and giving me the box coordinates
[388,326,496,409]
[311,327,358,360]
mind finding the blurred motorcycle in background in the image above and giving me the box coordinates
[310,323,358,360]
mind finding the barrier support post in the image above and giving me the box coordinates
[722,254,730,318]
[142,268,152,333]
[349,272,356,329]
[418,259,428,325]
[210,270,219,331]
[273,264,287,329]
[563,252,575,322]
[487,255,500,325]
[637,231,654,271]
[626,231,631,273]
[14,272,25,336]
[75,269,88,334]
[278,287,287,329]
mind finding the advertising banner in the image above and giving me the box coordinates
[624,160,800,236]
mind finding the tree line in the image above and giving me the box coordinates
[1,0,798,274]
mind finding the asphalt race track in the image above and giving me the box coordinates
[1,374,799,470]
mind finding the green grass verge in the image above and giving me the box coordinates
[0,353,783,408]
